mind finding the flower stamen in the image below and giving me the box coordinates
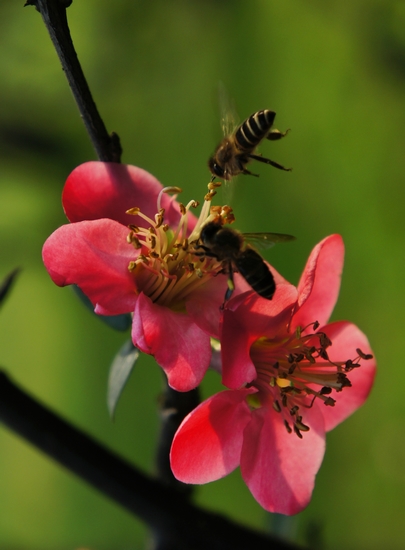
[124,181,231,309]
[249,322,374,437]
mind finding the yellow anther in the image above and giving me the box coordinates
[126,207,140,216]
[276,377,292,388]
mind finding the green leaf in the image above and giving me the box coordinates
[0,268,20,308]
[107,339,140,419]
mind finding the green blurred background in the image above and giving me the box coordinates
[0,0,404,548]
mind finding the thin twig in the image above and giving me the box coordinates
[0,371,305,550]
[24,0,122,162]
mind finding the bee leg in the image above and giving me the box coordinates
[224,281,235,302]
[193,245,219,259]
[248,153,292,172]
[267,128,290,141]
[242,168,260,177]
[224,262,235,302]
[192,245,206,257]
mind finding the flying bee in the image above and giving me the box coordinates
[195,220,295,302]
[208,109,292,181]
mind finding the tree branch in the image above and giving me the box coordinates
[151,382,200,550]
[0,371,304,550]
[24,0,122,162]
[155,380,200,495]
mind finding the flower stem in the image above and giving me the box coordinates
[24,0,122,162]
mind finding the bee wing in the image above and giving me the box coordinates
[243,232,296,250]
[215,83,241,201]
[218,81,239,136]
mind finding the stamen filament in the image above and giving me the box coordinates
[248,322,372,438]
[124,180,225,311]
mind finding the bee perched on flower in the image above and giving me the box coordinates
[170,235,376,515]
[42,161,246,391]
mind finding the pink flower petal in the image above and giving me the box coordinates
[241,404,326,515]
[220,302,257,388]
[170,389,253,483]
[132,293,211,391]
[185,276,229,339]
[186,273,265,340]
[42,219,138,315]
[62,161,196,232]
[225,284,297,338]
[292,235,344,331]
[221,286,297,389]
[314,321,376,431]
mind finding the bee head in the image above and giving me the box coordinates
[199,220,222,246]
[208,157,225,179]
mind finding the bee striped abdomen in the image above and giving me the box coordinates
[235,110,276,150]
[236,247,276,300]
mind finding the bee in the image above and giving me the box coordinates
[195,220,295,302]
[208,109,292,181]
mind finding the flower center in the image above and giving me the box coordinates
[248,321,373,438]
[125,182,232,309]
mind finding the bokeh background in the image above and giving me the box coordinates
[0,0,404,548]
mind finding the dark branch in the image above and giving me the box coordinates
[155,381,200,495]
[0,371,305,550]
[152,382,200,550]
[24,0,122,162]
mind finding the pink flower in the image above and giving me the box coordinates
[170,235,376,514]
[42,161,232,391]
